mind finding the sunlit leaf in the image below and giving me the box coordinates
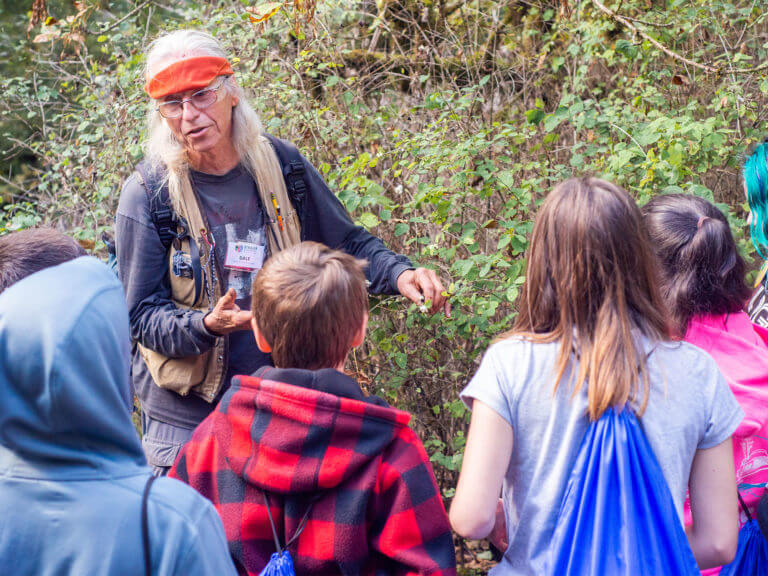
[246,2,282,24]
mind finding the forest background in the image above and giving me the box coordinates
[1,0,766,571]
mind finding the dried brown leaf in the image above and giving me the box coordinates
[33,30,60,43]
[27,0,48,35]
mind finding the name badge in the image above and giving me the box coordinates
[224,242,265,272]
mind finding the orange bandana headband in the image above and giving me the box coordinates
[144,56,234,99]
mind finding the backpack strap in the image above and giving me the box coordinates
[135,161,177,251]
[142,474,158,576]
[134,161,203,305]
[738,491,753,522]
[264,134,308,228]
[758,490,768,541]
[131,142,304,302]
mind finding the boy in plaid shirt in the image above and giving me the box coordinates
[170,242,456,575]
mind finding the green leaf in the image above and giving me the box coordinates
[634,126,661,147]
[526,109,545,125]
[453,259,474,277]
[358,212,379,228]
[497,170,516,189]
[543,107,568,132]
[394,222,409,236]
[688,184,714,202]
[666,142,684,167]
[615,39,638,59]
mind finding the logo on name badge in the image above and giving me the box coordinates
[224,241,265,271]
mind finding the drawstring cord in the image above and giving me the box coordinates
[261,491,317,554]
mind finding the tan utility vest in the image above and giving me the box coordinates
[137,138,301,402]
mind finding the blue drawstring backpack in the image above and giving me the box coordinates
[545,407,701,576]
[258,492,315,576]
[259,551,296,576]
[719,494,768,576]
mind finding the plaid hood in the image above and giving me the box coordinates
[215,367,410,494]
[172,367,456,576]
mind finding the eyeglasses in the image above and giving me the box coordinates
[155,77,227,119]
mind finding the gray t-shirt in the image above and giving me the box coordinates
[461,336,744,576]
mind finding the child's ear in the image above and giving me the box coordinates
[351,313,369,348]
[252,317,272,353]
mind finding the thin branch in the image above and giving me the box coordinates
[710,6,743,137]
[592,0,717,73]
[592,0,768,75]
[618,13,675,28]
[736,0,759,47]
[143,4,154,44]
[480,4,516,66]
[7,137,39,157]
[0,173,33,196]
[609,123,648,159]
[91,0,154,35]
[32,73,47,140]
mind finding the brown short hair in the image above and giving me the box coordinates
[251,241,368,369]
[0,228,86,294]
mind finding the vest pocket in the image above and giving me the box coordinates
[138,343,208,397]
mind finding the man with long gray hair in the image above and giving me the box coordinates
[115,29,448,475]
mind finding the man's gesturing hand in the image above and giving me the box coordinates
[396,267,451,317]
[203,288,252,335]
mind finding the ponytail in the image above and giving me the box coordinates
[642,194,750,336]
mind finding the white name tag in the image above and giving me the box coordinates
[224,242,265,272]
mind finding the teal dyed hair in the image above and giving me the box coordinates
[744,141,768,259]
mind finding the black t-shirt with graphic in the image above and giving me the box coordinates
[191,165,272,384]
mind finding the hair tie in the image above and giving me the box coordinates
[697,216,710,229]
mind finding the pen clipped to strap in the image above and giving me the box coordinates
[271,193,284,231]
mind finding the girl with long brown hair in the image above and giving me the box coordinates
[450,177,742,574]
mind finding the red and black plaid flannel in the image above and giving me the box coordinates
[170,370,456,576]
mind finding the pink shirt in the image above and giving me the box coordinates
[684,311,768,575]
